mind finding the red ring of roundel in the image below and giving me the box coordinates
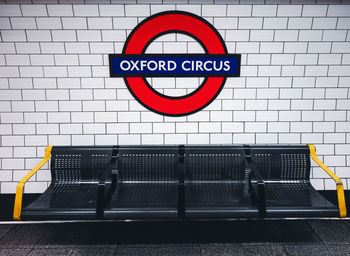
[123,11,228,116]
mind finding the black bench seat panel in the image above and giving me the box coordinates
[250,145,338,218]
[104,146,178,219]
[185,182,258,218]
[264,182,338,217]
[184,146,259,218]
[22,146,113,220]
[104,183,178,219]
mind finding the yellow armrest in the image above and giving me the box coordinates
[13,145,53,221]
[308,144,347,218]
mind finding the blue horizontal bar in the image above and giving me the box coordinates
[109,55,241,77]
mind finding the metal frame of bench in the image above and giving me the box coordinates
[13,144,346,221]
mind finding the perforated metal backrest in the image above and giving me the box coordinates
[250,145,311,181]
[51,146,113,184]
[185,146,245,181]
[118,146,178,182]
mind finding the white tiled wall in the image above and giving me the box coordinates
[0,3,349,193]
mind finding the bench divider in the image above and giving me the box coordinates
[97,146,119,219]
[178,145,185,219]
[244,145,266,218]
[308,144,347,218]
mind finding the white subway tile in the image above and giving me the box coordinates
[13,124,35,135]
[214,18,238,29]
[187,134,209,144]
[281,66,304,76]
[113,17,138,29]
[263,18,287,29]
[277,5,302,17]
[52,30,77,42]
[332,42,350,53]
[48,112,70,123]
[314,99,336,110]
[102,30,126,42]
[302,5,327,17]
[47,4,73,16]
[238,18,263,29]
[165,134,186,144]
[70,89,93,100]
[1,30,26,42]
[90,43,113,53]
[71,112,94,123]
[325,111,347,121]
[233,133,255,143]
[119,134,141,145]
[2,135,25,146]
[88,18,113,29]
[210,134,232,144]
[72,135,94,146]
[226,30,249,41]
[36,17,62,29]
[27,30,52,42]
[299,30,323,41]
[9,78,32,89]
[308,42,331,54]
[130,123,152,134]
[303,88,325,99]
[0,18,11,29]
[35,101,59,112]
[37,124,59,135]
[125,5,150,16]
[250,30,274,41]
[260,42,283,53]
[73,5,99,16]
[62,18,87,29]
[245,122,266,132]
[337,18,350,29]
[68,67,91,77]
[329,66,350,76]
[203,5,227,17]
[77,30,101,42]
[59,101,82,112]
[0,5,21,17]
[2,159,24,169]
[323,30,347,42]
[313,18,337,29]
[21,5,47,16]
[234,111,255,121]
[327,5,350,17]
[227,5,252,17]
[60,124,82,134]
[25,135,47,146]
[10,17,36,29]
[12,101,34,112]
[99,5,124,16]
[252,5,276,16]
[118,112,140,122]
[83,123,106,134]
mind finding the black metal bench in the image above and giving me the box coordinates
[13,144,346,221]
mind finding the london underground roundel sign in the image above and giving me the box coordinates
[109,11,241,116]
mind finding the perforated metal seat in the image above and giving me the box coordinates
[184,146,259,218]
[250,145,338,218]
[104,146,179,219]
[22,146,113,220]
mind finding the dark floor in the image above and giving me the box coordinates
[0,191,349,255]
[0,220,350,255]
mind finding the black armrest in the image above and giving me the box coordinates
[244,145,266,217]
[96,146,119,219]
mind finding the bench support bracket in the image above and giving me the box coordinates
[13,145,53,221]
[308,144,347,218]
